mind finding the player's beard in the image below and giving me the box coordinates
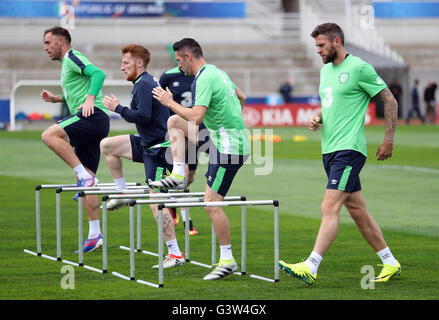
[182,67,192,76]
[50,53,59,61]
[125,69,137,82]
[323,46,337,64]
[48,48,61,61]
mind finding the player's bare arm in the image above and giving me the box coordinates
[375,87,398,161]
[40,89,63,103]
[235,86,246,109]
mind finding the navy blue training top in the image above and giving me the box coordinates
[115,72,169,152]
[159,67,194,116]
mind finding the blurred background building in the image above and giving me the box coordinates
[0,0,438,130]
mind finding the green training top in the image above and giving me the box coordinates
[61,49,107,115]
[319,54,386,157]
[193,64,250,155]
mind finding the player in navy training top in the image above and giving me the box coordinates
[117,71,169,150]
[100,45,185,268]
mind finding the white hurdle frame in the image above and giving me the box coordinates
[115,199,279,288]
[99,192,242,262]
[23,182,143,272]
[24,184,280,286]
[158,200,280,284]
[107,194,245,288]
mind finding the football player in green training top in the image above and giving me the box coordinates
[279,23,401,285]
[150,38,250,281]
[41,26,109,253]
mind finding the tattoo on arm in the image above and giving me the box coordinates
[376,87,398,141]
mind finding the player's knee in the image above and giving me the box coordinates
[205,205,221,217]
[345,203,366,220]
[167,114,180,130]
[41,125,60,146]
[99,137,113,156]
[320,201,338,217]
[41,129,50,145]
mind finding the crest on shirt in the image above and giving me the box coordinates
[172,81,180,87]
[339,72,349,84]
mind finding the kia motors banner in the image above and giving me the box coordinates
[242,103,376,127]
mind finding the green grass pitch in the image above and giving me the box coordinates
[0,125,438,300]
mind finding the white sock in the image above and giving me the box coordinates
[88,220,101,239]
[305,251,323,275]
[220,244,234,261]
[166,239,182,257]
[73,164,92,180]
[114,177,127,191]
[172,162,186,177]
[180,208,190,223]
[377,247,398,266]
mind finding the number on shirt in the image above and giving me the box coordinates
[181,91,192,108]
[322,87,333,108]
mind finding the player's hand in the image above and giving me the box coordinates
[40,89,59,103]
[103,94,119,112]
[77,95,95,117]
[375,140,393,161]
[305,113,322,131]
[152,86,173,107]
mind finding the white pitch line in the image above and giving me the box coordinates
[372,164,439,174]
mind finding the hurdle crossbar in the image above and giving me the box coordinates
[103,192,206,199]
[35,182,141,190]
[57,185,149,193]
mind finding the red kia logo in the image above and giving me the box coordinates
[242,107,261,127]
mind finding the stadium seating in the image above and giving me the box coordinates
[1,0,438,127]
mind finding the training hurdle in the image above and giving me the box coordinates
[23,182,144,272]
[76,190,218,278]
[111,199,279,288]
[159,200,280,284]
[25,184,280,287]
[99,192,241,262]
[102,194,245,288]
